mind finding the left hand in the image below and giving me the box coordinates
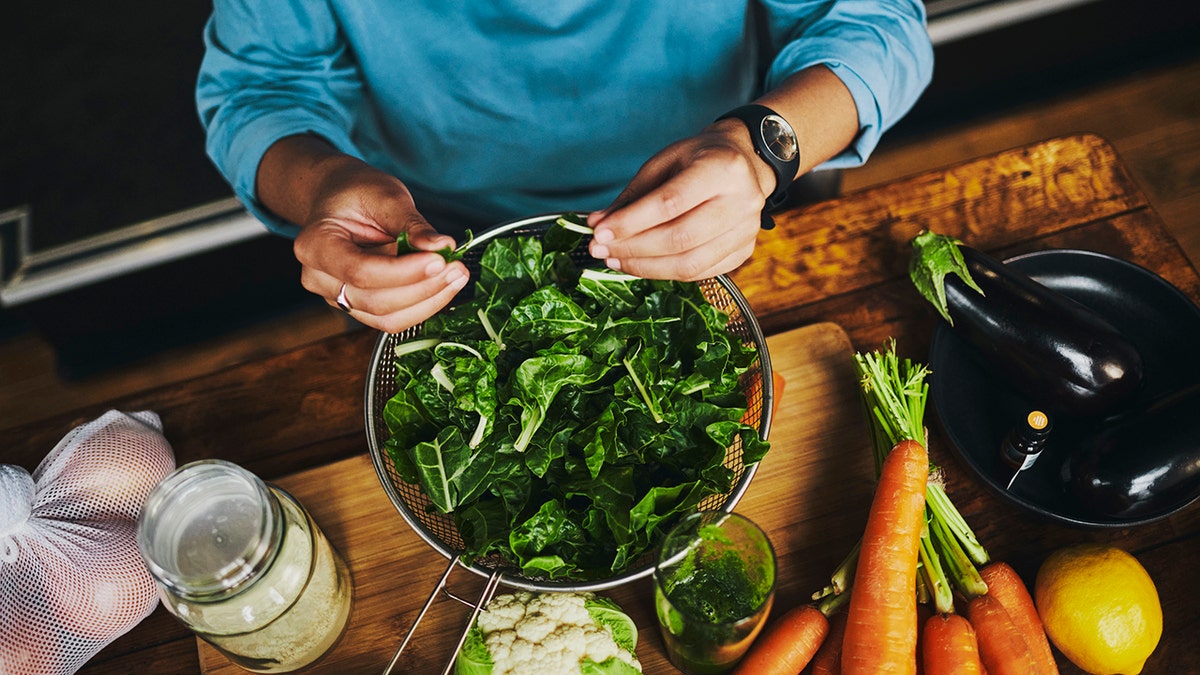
[586,118,774,280]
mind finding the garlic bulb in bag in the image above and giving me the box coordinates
[1,410,176,675]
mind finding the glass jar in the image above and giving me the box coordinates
[136,460,352,673]
[654,511,776,674]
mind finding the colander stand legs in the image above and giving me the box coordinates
[381,554,504,675]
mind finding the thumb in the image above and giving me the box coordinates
[399,217,456,252]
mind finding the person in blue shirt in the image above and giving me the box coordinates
[198,1,933,333]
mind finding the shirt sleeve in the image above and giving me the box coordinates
[760,0,934,169]
[196,0,365,236]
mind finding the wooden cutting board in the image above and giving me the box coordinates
[198,321,876,674]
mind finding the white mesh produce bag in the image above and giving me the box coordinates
[1,410,176,675]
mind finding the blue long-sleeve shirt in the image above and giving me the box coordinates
[197,1,933,237]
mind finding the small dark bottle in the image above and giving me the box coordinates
[1000,410,1053,488]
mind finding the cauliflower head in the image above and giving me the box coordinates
[455,591,641,675]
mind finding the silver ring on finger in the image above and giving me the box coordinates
[335,283,353,314]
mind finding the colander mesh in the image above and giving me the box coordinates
[365,214,771,591]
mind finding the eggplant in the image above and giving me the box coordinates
[910,231,1144,417]
[1062,385,1200,520]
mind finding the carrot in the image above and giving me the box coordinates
[922,613,984,675]
[809,610,848,675]
[841,438,929,675]
[915,603,933,675]
[732,604,829,675]
[978,562,1058,674]
[966,594,1037,675]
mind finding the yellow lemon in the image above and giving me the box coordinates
[1034,544,1162,674]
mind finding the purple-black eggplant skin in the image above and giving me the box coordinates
[944,246,1144,417]
[1063,386,1200,520]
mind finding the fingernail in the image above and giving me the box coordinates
[425,258,446,276]
[448,271,469,290]
[593,227,614,244]
[591,244,609,259]
[606,258,621,271]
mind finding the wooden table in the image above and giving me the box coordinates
[5,134,1198,673]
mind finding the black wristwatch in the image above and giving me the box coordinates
[717,104,800,229]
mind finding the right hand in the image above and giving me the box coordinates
[291,156,470,333]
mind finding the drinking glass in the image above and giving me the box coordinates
[653,511,776,674]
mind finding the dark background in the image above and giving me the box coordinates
[2,0,1199,375]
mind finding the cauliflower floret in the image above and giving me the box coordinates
[469,591,641,674]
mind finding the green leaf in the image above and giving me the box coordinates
[453,623,493,675]
[908,230,984,325]
[509,354,606,453]
[396,230,474,262]
[580,657,643,675]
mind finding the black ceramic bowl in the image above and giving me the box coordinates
[929,249,1200,528]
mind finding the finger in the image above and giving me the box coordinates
[295,221,451,290]
[301,260,469,316]
[370,276,472,334]
[390,217,457,253]
[613,236,756,282]
[592,163,752,260]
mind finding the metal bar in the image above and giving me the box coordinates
[0,198,265,307]
[440,570,504,675]
[383,555,461,675]
[927,0,1102,46]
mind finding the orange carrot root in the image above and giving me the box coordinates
[966,594,1037,675]
[979,562,1058,674]
[732,604,829,675]
[922,613,984,675]
[810,610,848,675]
[841,439,929,675]
[915,603,933,675]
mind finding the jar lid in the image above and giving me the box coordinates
[136,460,281,599]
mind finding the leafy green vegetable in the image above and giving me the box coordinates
[383,217,767,579]
[396,229,476,262]
[908,230,984,324]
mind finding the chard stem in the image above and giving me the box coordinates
[477,309,505,350]
[556,214,595,235]
[622,356,664,424]
[394,337,441,358]
[434,341,484,360]
[469,415,488,449]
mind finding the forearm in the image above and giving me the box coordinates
[757,65,860,180]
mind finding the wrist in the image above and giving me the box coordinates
[715,104,801,211]
[713,118,778,203]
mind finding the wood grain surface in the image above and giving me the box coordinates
[198,322,872,674]
[4,135,1197,673]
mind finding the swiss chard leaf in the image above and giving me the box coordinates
[509,354,606,453]
[395,230,475,262]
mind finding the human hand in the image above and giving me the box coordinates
[586,119,774,280]
[291,157,470,333]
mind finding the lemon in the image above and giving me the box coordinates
[1034,544,1162,674]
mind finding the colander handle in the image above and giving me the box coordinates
[382,555,505,675]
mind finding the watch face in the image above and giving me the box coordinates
[759,115,798,163]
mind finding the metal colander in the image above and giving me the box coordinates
[364,213,773,672]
